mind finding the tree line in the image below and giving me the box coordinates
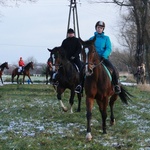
[89,0,150,83]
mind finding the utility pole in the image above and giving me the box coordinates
[66,0,80,38]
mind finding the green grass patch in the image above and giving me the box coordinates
[0,84,150,149]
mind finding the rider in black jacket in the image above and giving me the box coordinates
[61,28,82,71]
[52,28,82,85]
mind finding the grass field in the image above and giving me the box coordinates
[0,84,150,150]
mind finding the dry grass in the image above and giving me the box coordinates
[137,84,150,91]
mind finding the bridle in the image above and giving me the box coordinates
[83,46,103,76]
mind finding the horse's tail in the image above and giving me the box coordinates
[119,85,133,104]
[11,71,14,83]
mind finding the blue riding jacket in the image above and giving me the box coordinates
[89,32,112,59]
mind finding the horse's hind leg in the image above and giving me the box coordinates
[12,74,15,83]
[76,93,82,112]
[17,75,20,84]
[109,94,118,125]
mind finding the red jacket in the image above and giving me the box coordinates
[19,60,25,66]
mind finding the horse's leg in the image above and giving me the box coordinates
[109,94,118,125]
[86,97,94,141]
[27,75,33,84]
[69,89,76,113]
[49,71,53,84]
[96,97,108,134]
[77,93,82,112]
[12,74,15,83]
[23,75,25,84]
[17,75,20,84]
[57,86,67,112]
[46,73,48,84]
[0,77,3,84]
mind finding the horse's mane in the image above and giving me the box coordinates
[24,61,33,69]
[80,37,102,62]
[0,62,8,68]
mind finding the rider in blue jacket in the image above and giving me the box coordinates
[75,21,121,94]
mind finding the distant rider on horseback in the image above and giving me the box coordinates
[18,57,25,73]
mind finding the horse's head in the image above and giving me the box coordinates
[79,37,99,76]
[29,61,34,70]
[47,47,62,72]
[4,62,9,69]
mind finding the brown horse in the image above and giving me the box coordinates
[134,64,146,84]
[45,56,53,84]
[79,37,132,141]
[48,47,82,113]
[0,62,9,84]
[12,61,34,84]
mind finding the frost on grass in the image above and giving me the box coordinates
[0,118,85,140]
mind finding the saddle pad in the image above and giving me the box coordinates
[102,63,112,81]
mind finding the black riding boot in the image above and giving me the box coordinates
[75,65,85,94]
[111,71,121,94]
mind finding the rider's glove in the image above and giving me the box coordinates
[70,56,75,60]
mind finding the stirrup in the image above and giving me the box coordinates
[52,81,59,86]
[75,85,82,93]
[114,85,121,94]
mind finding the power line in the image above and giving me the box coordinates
[0,43,46,48]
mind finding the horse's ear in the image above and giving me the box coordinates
[78,37,84,45]
[47,48,52,52]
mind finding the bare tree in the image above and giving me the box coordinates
[89,0,150,83]
[0,0,37,6]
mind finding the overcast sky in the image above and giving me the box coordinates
[0,0,122,65]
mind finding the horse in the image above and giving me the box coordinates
[0,62,9,84]
[47,47,82,113]
[45,57,53,84]
[79,37,132,141]
[134,65,145,84]
[11,61,34,84]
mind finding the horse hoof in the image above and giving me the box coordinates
[86,133,92,141]
[62,107,68,112]
[110,119,116,126]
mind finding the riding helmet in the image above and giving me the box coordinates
[95,21,105,29]
[67,28,75,33]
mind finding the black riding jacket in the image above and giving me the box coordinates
[61,37,81,60]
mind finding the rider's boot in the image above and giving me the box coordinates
[112,72,121,94]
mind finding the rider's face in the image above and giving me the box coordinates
[96,26,104,34]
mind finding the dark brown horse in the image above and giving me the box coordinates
[12,61,34,84]
[79,37,132,141]
[0,62,9,84]
[48,47,82,113]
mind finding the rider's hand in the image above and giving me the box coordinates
[71,56,75,60]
